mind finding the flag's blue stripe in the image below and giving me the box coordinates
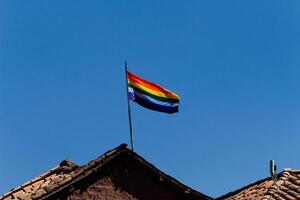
[134,91,179,107]
[133,93,179,114]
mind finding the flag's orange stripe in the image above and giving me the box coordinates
[127,71,179,99]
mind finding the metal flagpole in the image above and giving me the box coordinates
[125,61,134,151]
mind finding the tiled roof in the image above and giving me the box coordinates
[0,144,211,200]
[0,159,78,200]
[217,169,300,200]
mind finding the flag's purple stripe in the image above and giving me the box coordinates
[134,94,179,114]
[135,91,179,107]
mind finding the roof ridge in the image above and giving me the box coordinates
[283,168,300,173]
[82,143,128,168]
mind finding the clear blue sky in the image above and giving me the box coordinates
[0,1,299,198]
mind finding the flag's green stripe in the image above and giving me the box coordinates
[129,84,179,103]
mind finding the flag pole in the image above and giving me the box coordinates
[125,61,134,151]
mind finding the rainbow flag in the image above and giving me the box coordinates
[127,70,180,114]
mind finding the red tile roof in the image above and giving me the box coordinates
[0,144,211,200]
[0,160,78,200]
[217,169,300,200]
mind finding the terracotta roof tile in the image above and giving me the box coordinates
[0,160,77,200]
[218,169,300,200]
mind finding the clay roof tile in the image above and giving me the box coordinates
[218,170,300,200]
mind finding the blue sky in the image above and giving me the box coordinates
[0,1,299,197]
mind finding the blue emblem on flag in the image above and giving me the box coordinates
[128,87,135,101]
